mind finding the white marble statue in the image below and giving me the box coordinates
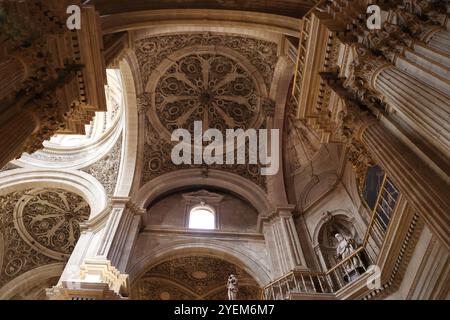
[335,233,362,273]
[227,274,238,300]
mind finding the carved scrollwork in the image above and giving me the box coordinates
[137,39,271,190]
[140,120,267,190]
[82,134,122,196]
[154,53,261,135]
[135,33,277,90]
[134,255,260,300]
[0,188,89,287]
[262,98,276,118]
[12,189,90,259]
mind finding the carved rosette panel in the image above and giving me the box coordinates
[0,188,89,288]
[133,255,261,300]
[137,38,272,190]
[155,53,261,135]
[12,189,90,259]
[1,190,56,284]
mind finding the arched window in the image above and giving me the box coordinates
[188,204,215,230]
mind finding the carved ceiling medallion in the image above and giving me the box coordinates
[150,51,264,140]
[13,189,90,260]
[136,35,275,189]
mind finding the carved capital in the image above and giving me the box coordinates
[390,5,447,41]
[347,139,374,192]
[348,44,391,91]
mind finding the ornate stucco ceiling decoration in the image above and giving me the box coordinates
[135,33,278,190]
[81,133,123,196]
[0,189,90,288]
[135,33,278,90]
[89,0,316,18]
[133,255,260,300]
[154,52,262,135]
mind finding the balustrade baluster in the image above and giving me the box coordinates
[309,274,317,293]
[301,274,307,293]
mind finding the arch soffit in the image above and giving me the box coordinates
[134,169,273,215]
[0,263,64,299]
[101,9,300,38]
[0,169,107,220]
[127,240,272,287]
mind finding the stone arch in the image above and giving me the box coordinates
[113,59,140,197]
[0,263,64,299]
[0,169,107,219]
[102,10,299,38]
[134,168,273,216]
[265,55,295,206]
[12,70,124,171]
[127,239,272,287]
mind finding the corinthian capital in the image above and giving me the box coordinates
[349,44,391,90]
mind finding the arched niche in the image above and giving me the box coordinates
[313,211,364,271]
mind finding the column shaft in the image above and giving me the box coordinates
[0,109,38,168]
[0,56,27,101]
[375,66,450,155]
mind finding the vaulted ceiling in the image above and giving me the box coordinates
[132,255,261,300]
[136,32,277,189]
[87,0,316,18]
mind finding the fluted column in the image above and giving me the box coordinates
[427,29,450,54]
[0,56,27,100]
[322,68,450,250]
[0,109,39,168]
[96,198,144,271]
[361,122,450,250]
[373,66,450,156]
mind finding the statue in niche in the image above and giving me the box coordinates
[227,274,238,300]
[334,233,364,279]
